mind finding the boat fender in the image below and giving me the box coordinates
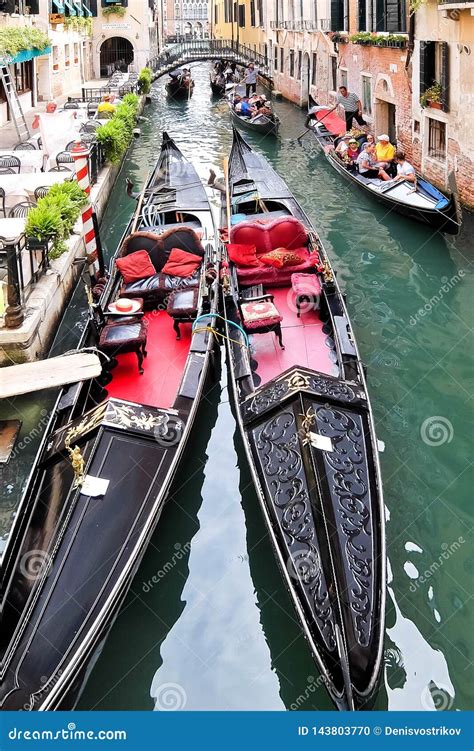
[133,128,141,139]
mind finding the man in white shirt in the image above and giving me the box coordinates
[243,63,258,97]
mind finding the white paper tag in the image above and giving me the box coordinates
[80,475,110,498]
[377,440,386,453]
[308,432,333,452]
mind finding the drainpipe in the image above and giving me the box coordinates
[406,10,415,70]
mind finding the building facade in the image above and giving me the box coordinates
[212,0,474,207]
[0,0,160,129]
[164,0,209,40]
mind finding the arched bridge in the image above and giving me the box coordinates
[147,40,273,85]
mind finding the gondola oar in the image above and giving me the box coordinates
[295,105,337,143]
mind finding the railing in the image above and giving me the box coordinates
[269,19,319,31]
[80,83,138,100]
[147,39,272,80]
[0,233,50,329]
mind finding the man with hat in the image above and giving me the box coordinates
[97,94,116,115]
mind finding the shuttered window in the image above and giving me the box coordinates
[312,53,317,85]
[367,0,405,32]
[274,46,278,72]
[330,0,344,31]
[250,0,255,25]
[420,41,449,112]
[289,50,295,78]
[359,0,366,30]
[428,118,446,160]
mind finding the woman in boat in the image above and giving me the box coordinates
[393,151,417,185]
[374,134,396,172]
[356,143,391,181]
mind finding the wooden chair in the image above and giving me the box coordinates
[92,302,148,375]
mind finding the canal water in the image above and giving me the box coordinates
[2,62,472,712]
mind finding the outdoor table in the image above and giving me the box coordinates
[0,150,45,173]
[0,218,26,242]
[0,172,70,211]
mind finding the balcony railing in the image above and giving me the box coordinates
[269,19,319,31]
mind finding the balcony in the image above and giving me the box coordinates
[269,19,319,31]
[437,0,474,14]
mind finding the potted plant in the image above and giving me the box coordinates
[102,5,126,17]
[420,82,442,109]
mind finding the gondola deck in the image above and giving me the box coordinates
[0,134,218,710]
[221,129,386,711]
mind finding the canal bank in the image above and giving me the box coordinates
[1,62,472,713]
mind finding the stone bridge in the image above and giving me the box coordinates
[147,40,273,85]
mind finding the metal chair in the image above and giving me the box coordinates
[63,101,79,109]
[13,142,36,150]
[8,201,37,218]
[78,132,96,145]
[0,156,21,174]
[49,165,73,172]
[34,186,50,200]
[0,187,6,217]
[0,168,15,175]
[56,151,75,168]
[87,102,98,117]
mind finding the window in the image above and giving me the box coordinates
[74,42,79,64]
[297,51,302,80]
[257,0,263,26]
[289,49,295,77]
[289,0,295,20]
[238,3,245,26]
[365,0,406,32]
[13,61,33,94]
[214,4,218,22]
[420,41,449,112]
[331,56,337,91]
[280,47,284,73]
[361,74,372,114]
[52,45,59,70]
[359,0,366,30]
[65,44,70,66]
[427,118,446,161]
[340,68,347,88]
[274,46,278,72]
[250,0,255,25]
[311,53,317,85]
[413,119,420,134]
[330,0,349,31]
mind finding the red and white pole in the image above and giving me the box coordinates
[71,140,99,278]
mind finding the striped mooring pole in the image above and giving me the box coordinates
[71,140,99,278]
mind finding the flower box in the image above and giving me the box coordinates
[427,100,442,110]
[53,63,59,71]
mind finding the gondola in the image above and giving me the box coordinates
[305,99,461,234]
[210,73,226,97]
[220,128,386,711]
[0,133,219,710]
[166,69,194,99]
[227,85,280,137]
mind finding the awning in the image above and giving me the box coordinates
[63,0,77,15]
[52,0,65,11]
[11,46,52,64]
[73,0,84,15]
[82,1,92,15]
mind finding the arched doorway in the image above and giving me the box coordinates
[301,53,310,107]
[184,22,192,38]
[194,22,203,38]
[100,37,134,78]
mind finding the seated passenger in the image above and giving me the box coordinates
[346,138,360,161]
[97,94,116,114]
[361,133,375,149]
[335,134,351,156]
[238,98,256,117]
[356,144,391,181]
[375,134,396,169]
[394,151,416,184]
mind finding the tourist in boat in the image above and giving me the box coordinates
[356,143,391,180]
[243,63,258,97]
[346,138,360,160]
[335,134,352,156]
[393,151,417,184]
[361,133,375,149]
[336,86,366,130]
[235,97,256,117]
[375,134,396,171]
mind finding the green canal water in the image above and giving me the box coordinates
[1,62,472,712]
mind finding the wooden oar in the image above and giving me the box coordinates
[296,105,337,143]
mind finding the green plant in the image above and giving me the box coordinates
[420,82,442,108]
[0,28,50,58]
[25,182,88,258]
[64,16,92,35]
[349,31,407,46]
[96,94,139,163]
[137,67,152,94]
[102,4,126,16]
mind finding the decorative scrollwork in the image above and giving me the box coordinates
[104,400,184,446]
[313,404,373,647]
[252,410,336,651]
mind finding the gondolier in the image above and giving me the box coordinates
[243,63,258,97]
[336,86,366,131]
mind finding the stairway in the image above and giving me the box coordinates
[0,64,31,143]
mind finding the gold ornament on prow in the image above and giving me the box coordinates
[64,430,85,489]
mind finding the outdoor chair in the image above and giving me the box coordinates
[56,151,75,168]
[8,201,37,218]
[34,186,50,200]
[13,142,36,151]
[49,166,73,172]
[0,156,21,174]
[63,102,79,109]
[0,188,6,217]
[0,168,15,175]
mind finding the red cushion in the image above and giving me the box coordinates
[115,250,156,283]
[260,248,308,269]
[230,216,308,255]
[227,243,260,267]
[161,248,202,278]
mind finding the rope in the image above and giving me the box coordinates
[193,325,248,350]
[192,312,250,348]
